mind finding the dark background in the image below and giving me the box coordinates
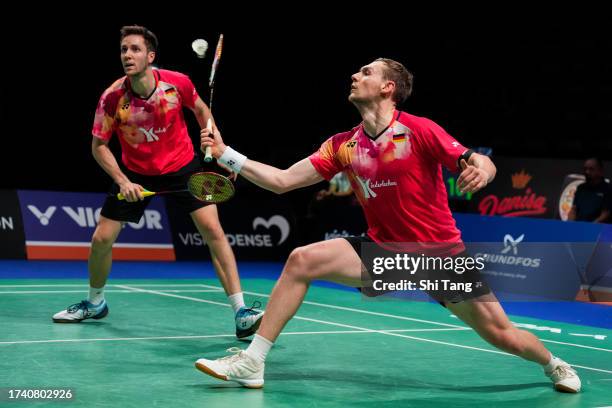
[2,12,611,209]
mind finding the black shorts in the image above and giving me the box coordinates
[343,235,492,305]
[101,156,209,223]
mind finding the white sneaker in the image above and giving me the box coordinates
[52,300,109,323]
[195,347,265,389]
[546,360,581,393]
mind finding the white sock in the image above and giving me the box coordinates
[228,292,246,314]
[543,354,561,373]
[246,334,273,363]
[88,286,105,305]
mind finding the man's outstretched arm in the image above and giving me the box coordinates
[200,127,324,194]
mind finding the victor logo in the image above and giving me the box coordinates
[28,205,57,226]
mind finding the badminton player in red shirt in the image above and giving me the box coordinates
[52,25,263,339]
[196,58,581,392]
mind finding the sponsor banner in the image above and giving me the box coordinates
[468,157,585,219]
[455,213,605,301]
[17,190,175,260]
[0,190,26,259]
[168,194,297,261]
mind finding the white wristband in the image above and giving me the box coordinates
[218,146,247,174]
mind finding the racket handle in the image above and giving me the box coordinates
[204,118,213,162]
[117,191,156,200]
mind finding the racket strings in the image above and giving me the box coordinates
[188,173,234,202]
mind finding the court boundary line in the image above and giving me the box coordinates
[0,328,470,346]
[0,289,223,295]
[115,285,612,374]
[3,283,610,353]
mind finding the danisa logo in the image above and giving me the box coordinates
[475,233,541,268]
[478,170,547,217]
[179,215,291,248]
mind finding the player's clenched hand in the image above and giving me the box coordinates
[118,181,145,202]
[458,159,489,194]
[200,126,226,159]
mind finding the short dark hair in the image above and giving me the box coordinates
[120,25,158,53]
[586,157,604,169]
[375,58,414,104]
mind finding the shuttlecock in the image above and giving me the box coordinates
[192,39,208,58]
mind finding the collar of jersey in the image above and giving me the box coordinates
[361,109,401,140]
[125,68,159,101]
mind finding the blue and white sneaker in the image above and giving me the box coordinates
[235,302,264,339]
[52,300,109,323]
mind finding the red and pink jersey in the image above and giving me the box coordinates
[310,110,467,246]
[92,69,199,175]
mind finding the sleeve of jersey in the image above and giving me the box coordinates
[415,119,467,172]
[308,137,343,181]
[91,91,115,141]
[175,73,199,110]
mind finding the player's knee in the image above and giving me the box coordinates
[285,246,315,281]
[197,220,225,240]
[91,230,115,251]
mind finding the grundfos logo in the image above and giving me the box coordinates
[27,205,163,230]
[475,233,541,268]
[179,215,291,248]
[501,234,524,255]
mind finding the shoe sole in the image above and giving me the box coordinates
[194,362,263,389]
[554,383,580,393]
[236,314,264,339]
[52,305,109,323]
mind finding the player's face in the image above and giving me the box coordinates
[349,61,389,104]
[120,35,155,77]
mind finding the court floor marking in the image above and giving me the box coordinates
[196,284,612,352]
[199,283,465,329]
[3,283,609,354]
[115,285,612,374]
[0,328,470,346]
[0,284,223,288]
[0,289,223,294]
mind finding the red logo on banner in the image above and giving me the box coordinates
[478,170,547,217]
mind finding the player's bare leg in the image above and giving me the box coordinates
[257,239,363,342]
[52,216,121,323]
[88,216,123,288]
[446,297,581,392]
[194,238,363,388]
[191,205,263,338]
